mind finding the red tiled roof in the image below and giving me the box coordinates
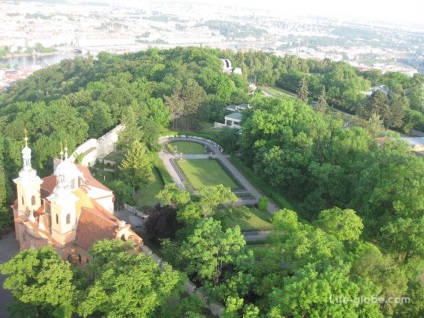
[376,137,391,145]
[77,165,111,191]
[91,200,118,221]
[41,175,57,198]
[75,206,118,250]
[34,204,45,218]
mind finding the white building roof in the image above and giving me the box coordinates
[225,112,243,121]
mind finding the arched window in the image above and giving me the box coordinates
[78,254,82,263]
[66,214,70,224]
[67,254,72,262]
[31,196,35,205]
[21,196,24,205]
[56,214,59,224]
[121,234,126,241]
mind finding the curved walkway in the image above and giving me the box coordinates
[158,137,279,214]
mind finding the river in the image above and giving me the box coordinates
[0,52,78,69]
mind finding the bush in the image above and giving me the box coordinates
[258,196,268,210]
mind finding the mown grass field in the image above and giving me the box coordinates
[226,207,273,231]
[134,168,165,207]
[167,141,206,154]
[260,85,297,98]
[176,159,238,190]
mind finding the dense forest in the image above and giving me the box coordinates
[230,50,424,131]
[0,47,423,317]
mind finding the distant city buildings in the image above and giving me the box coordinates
[0,0,422,77]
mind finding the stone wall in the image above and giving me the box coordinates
[70,125,124,166]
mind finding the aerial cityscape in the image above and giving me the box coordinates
[0,0,424,317]
[1,0,424,89]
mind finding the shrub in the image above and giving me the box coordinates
[258,196,268,210]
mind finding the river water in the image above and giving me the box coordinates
[0,52,78,68]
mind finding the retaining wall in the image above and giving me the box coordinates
[71,125,125,166]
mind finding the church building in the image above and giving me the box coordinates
[12,136,142,265]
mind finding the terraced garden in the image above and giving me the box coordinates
[226,207,273,231]
[167,141,207,154]
[176,158,239,190]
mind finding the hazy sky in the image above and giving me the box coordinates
[205,0,424,24]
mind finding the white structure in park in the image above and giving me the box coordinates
[221,58,242,75]
[70,125,124,166]
[225,104,250,112]
[224,112,242,129]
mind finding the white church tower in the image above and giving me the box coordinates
[48,147,79,245]
[13,133,43,221]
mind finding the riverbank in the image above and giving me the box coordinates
[1,51,58,59]
[0,51,78,69]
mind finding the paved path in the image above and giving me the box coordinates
[159,137,279,214]
[0,231,20,317]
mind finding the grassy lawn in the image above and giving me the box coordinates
[260,85,297,99]
[103,151,124,163]
[167,141,206,154]
[226,207,273,231]
[134,168,165,207]
[91,168,115,183]
[176,159,238,190]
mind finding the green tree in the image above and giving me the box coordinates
[156,183,191,208]
[315,208,364,241]
[119,140,153,192]
[351,242,408,315]
[117,106,144,149]
[0,246,75,318]
[197,184,237,217]
[164,90,184,130]
[297,76,309,103]
[147,97,171,128]
[217,127,240,154]
[181,218,251,285]
[269,261,383,318]
[155,294,206,318]
[222,297,260,318]
[268,209,344,269]
[364,90,389,122]
[386,93,406,128]
[106,180,135,205]
[380,217,424,262]
[78,239,182,318]
[366,113,385,137]
[176,185,237,223]
[316,86,327,114]
[258,196,268,210]
[212,74,236,103]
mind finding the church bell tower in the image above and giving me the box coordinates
[13,132,43,220]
